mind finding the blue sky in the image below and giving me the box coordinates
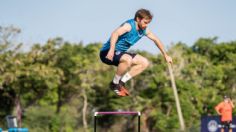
[1,0,236,54]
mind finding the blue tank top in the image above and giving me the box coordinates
[101,19,147,52]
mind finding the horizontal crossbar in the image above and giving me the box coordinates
[94,111,141,116]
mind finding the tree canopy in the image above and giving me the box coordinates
[0,26,236,131]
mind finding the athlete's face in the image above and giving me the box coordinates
[137,18,151,30]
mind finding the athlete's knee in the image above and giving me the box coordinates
[125,57,133,66]
[121,55,133,66]
[141,58,149,69]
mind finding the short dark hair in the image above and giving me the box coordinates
[134,9,153,21]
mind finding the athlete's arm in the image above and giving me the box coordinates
[106,23,131,61]
[146,29,172,64]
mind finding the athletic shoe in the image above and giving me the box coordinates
[119,81,130,96]
[109,82,127,96]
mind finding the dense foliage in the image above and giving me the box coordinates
[0,26,236,132]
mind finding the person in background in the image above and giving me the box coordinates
[215,95,235,132]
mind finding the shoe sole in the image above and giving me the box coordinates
[120,87,129,96]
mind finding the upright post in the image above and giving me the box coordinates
[138,112,141,132]
[94,112,97,132]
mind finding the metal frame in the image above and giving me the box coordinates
[94,111,141,132]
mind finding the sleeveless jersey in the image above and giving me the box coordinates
[101,19,147,52]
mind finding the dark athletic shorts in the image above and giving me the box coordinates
[100,50,137,66]
[221,121,232,129]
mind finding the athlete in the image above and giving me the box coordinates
[100,9,172,96]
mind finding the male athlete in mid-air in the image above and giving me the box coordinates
[100,8,172,96]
